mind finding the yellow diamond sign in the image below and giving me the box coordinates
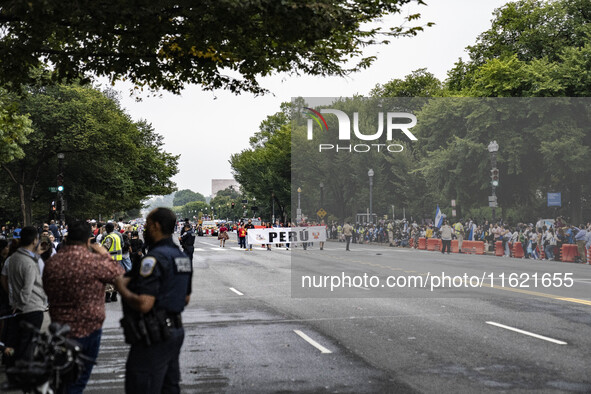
[317,208,327,218]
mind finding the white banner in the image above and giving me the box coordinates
[247,226,327,245]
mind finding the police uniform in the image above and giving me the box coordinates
[123,237,193,394]
[179,227,196,263]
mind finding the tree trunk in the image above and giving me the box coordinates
[18,183,29,226]
[570,183,583,225]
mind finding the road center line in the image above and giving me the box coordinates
[293,330,332,354]
[485,321,567,345]
[229,287,244,296]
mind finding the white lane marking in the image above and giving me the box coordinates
[358,286,370,291]
[485,321,567,345]
[229,287,244,296]
[230,247,244,251]
[293,330,332,354]
[194,248,206,252]
[209,247,229,251]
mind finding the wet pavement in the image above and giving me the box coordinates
[85,297,401,393]
[4,234,591,393]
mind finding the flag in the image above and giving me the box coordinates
[434,205,443,228]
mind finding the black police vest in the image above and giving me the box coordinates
[145,238,192,314]
[182,230,195,247]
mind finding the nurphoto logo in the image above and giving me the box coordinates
[305,107,418,153]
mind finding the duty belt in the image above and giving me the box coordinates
[167,312,183,329]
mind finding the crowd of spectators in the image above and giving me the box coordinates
[326,217,591,262]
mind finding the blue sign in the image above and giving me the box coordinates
[547,192,561,207]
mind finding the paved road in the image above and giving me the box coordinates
[84,235,591,393]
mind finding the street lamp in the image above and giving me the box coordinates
[271,192,275,224]
[297,187,302,224]
[368,169,374,225]
[487,141,499,223]
[57,153,65,223]
[319,182,324,210]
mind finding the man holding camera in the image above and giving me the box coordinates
[43,221,125,393]
[115,208,193,394]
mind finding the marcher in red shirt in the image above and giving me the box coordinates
[238,224,247,249]
[43,221,125,393]
[218,223,229,247]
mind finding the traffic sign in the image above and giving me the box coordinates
[547,192,561,207]
[48,187,57,192]
[317,208,327,218]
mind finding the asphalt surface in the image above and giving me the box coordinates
[75,235,591,393]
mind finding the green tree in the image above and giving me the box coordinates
[173,189,205,206]
[215,186,240,200]
[371,68,443,97]
[0,83,178,225]
[179,200,209,220]
[0,1,432,95]
[448,0,591,98]
[231,103,291,223]
[0,88,33,165]
[438,0,591,222]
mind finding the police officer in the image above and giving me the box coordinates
[115,208,193,394]
[179,222,195,263]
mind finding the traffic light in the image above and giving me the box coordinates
[490,168,499,187]
[57,173,64,192]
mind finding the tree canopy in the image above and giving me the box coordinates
[231,103,291,223]
[0,88,33,165]
[173,189,205,206]
[228,0,591,225]
[0,0,431,95]
[0,83,179,225]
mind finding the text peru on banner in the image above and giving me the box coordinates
[247,227,327,245]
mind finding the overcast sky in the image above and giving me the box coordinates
[111,0,510,197]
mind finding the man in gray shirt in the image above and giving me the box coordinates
[4,226,47,388]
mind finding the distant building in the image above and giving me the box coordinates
[212,179,240,197]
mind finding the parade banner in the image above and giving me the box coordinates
[247,226,326,245]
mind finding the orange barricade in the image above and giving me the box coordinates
[561,244,579,262]
[461,240,485,255]
[587,247,591,264]
[451,240,459,253]
[512,242,524,258]
[539,246,545,260]
[418,237,427,250]
[495,241,504,256]
[427,238,441,251]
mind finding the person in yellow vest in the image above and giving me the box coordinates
[101,222,122,302]
[453,220,465,253]
[425,225,433,239]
